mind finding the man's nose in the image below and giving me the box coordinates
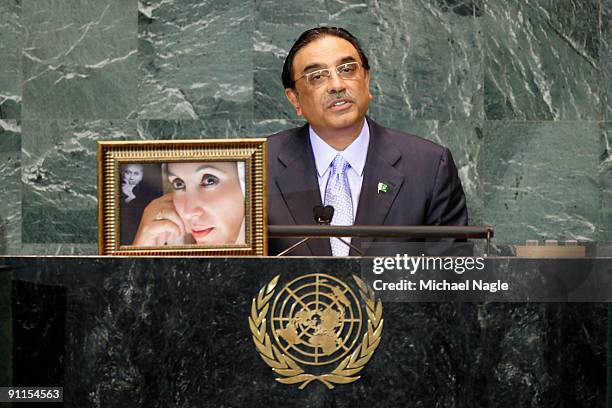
[327,70,346,92]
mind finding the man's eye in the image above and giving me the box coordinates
[171,179,185,190]
[310,73,323,82]
[201,174,219,186]
[339,63,357,74]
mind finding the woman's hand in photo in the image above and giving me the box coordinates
[121,179,136,203]
[132,193,186,246]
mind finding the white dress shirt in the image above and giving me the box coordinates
[308,118,370,221]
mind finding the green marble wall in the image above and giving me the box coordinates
[0,0,610,252]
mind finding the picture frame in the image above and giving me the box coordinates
[98,139,267,256]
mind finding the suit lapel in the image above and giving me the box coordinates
[353,119,405,252]
[275,125,331,256]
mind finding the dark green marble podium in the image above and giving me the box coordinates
[0,257,608,407]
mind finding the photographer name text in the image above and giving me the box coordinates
[373,279,509,293]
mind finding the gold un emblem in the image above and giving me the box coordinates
[249,273,383,389]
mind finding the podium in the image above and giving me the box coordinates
[1,257,607,407]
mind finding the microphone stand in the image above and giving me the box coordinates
[333,237,365,256]
[276,205,364,257]
[275,237,312,257]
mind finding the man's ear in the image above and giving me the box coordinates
[285,88,302,116]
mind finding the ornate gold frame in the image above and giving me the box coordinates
[98,139,267,256]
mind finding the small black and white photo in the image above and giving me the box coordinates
[119,163,163,245]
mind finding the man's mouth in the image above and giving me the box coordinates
[192,227,214,239]
[328,99,352,110]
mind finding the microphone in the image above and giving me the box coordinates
[277,205,335,256]
[276,204,363,256]
[313,205,334,225]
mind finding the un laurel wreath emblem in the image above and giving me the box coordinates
[249,273,383,389]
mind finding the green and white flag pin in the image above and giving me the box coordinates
[377,182,389,193]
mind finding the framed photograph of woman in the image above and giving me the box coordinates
[98,139,267,256]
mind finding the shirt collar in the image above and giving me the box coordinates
[308,118,370,177]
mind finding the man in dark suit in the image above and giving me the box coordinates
[267,27,467,256]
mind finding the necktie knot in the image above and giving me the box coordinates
[331,154,349,176]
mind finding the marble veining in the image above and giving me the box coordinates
[484,0,600,120]
[602,1,612,120]
[601,123,612,241]
[21,120,136,243]
[0,120,21,254]
[484,121,602,244]
[138,0,253,120]
[136,118,254,140]
[21,0,138,120]
[0,0,22,119]
[367,0,484,122]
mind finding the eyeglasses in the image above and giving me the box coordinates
[295,62,362,86]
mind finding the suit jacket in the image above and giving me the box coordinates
[266,117,468,256]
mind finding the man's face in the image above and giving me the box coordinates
[285,35,372,138]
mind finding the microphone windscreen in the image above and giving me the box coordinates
[313,205,334,224]
[323,205,334,222]
[313,205,325,222]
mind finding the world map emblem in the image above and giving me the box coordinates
[249,273,383,389]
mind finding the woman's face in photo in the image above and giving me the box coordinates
[166,161,245,245]
[123,164,144,186]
